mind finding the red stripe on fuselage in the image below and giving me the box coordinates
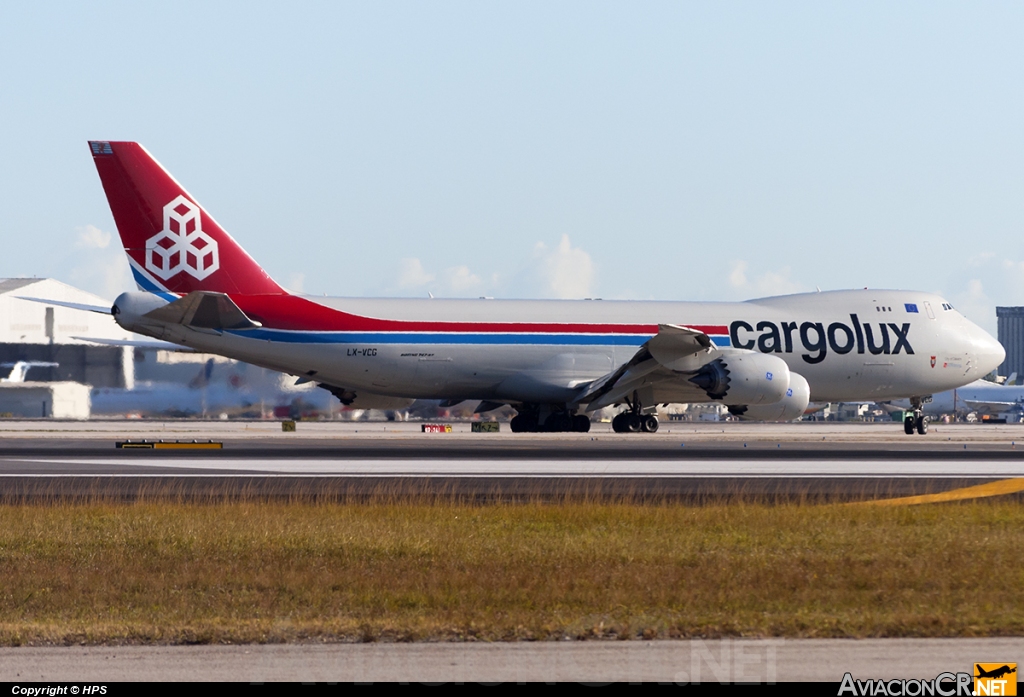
[231,294,727,336]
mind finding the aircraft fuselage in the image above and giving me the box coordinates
[114,288,1004,406]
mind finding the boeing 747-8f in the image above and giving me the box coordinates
[72,141,1003,434]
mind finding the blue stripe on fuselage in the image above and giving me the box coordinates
[229,329,732,347]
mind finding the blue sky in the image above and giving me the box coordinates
[1,1,1022,332]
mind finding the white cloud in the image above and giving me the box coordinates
[728,259,806,298]
[62,225,133,300]
[442,265,481,293]
[396,258,436,289]
[393,258,484,296]
[950,278,995,331]
[967,252,996,267]
[533,234,594,299]
[75,224,111,249]
[967,278,986,299]
[285,272,305,294]
[390,236,594,299]
[753,268,804,296]
[943,256,1024,334]
[728,260,748,288]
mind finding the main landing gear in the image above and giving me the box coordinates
[611,393,659,433]
[510,405,591,433]
[612,412,659,433]
[903,397,928,435]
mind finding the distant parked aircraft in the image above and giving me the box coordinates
[90,358,337,418]
[0,361,58,383]
[887,378,1024,418]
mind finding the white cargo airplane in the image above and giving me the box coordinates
[57,141,1004,435]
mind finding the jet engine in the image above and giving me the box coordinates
[688,350,792,406]
[728,372,811,422]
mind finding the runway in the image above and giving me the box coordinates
[0,423,1020,681]
[1,421,1023,500]
[4,638,1022,682]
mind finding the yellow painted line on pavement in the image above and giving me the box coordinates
[859,478,1024,506]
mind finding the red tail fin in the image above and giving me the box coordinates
[89,141,285,296]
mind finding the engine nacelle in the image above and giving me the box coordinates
[689,349,791,406]
[112,291,170,335]
[729,372,811,422]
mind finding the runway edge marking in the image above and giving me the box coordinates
[855,477,1024,506]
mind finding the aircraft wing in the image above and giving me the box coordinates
[17,296,112,315]
[575,324,715,410]
[142,291,262,330]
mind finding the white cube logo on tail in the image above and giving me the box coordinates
[144,196,220,280]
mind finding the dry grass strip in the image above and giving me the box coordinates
[0,499,1020,645]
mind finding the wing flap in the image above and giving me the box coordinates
[575,324,716,410]
[646,324,713,368]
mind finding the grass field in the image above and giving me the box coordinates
[0,499,1021,645]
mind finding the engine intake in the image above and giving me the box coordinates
[690,350,792,406]
[688,359,730,399]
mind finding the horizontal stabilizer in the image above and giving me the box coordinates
[142,291,262,331]
[16,297,112,315]
[71,336,197,352]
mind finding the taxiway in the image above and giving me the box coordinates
[0,420,1022,501]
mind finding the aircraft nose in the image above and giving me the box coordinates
[970,325,1005,376]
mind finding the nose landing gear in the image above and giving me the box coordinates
[903,397,929,435]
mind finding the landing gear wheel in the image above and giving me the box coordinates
[915,414,928,435]
[543,413,572,432]
[612,413,627,433]
[625,413,642,432]
[573,414,591,433]
[510,415,537,433]
[904,416,915,435]
[641,414,659,433]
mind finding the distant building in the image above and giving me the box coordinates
[996,306,1024,378]
[0,382,91,419]
[0,279,341,419]
[0,278,134,389]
